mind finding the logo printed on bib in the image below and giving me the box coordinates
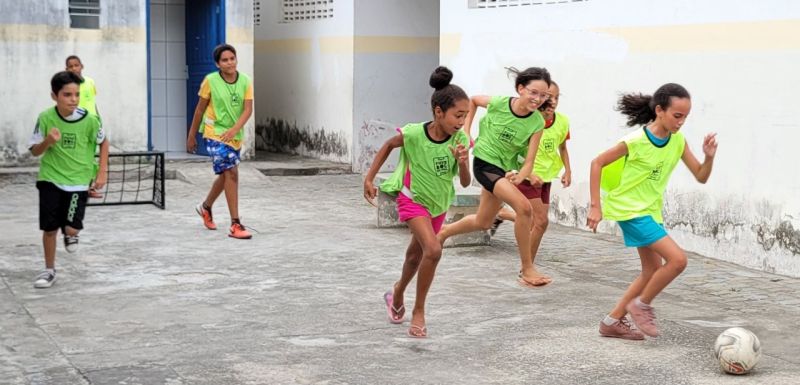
[433,156,450,176]
[62,133,77,149]
[543,138,555,152]
[648,162,664,181]
[499,127,515,144]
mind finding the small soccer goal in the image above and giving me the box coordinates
[87,151,166,209]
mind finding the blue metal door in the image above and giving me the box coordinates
[186,0,226,156]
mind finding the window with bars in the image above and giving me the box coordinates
[468,0,587,8]
[281,0,334,23]
[69,0,101,29]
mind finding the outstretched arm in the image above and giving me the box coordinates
[186,97,210,153]
[463,95,491,144]
[559,141,572,188]
[93,139,110,190]
[513,130,542,185]
[363,134,404,205]
[587,142,628,232]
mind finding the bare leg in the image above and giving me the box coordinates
[204,173,225,208]
[608,247,662,319]
[638,236,687,304]
[391,236,424,320]
[43,230,58,269]
[497,207,516,222]
[437,188,503,242]
[490,180,537,285]
[527,199,552,284]
[405,216,443,337]
[223,167,240,221]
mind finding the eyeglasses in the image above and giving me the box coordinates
[524,87,550,101]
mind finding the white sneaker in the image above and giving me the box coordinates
[34,270,57,288]
[64,234,79,253]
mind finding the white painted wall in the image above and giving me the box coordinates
[440,0,800,276]
[352,0,440,173]
[253,0,355,162]
[0,0,148,166]
[226,0,256,158]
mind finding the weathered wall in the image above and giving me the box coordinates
[0,0,148,166]
[253,0,354,162]
[440,0,800,276]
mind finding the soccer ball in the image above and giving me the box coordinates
[714,327,761,374]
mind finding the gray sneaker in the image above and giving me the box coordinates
[34,270,57,289]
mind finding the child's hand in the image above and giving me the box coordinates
[702,132,718,158]
[450,143,469,165]
[506,170,525,186]
[93,172,107,191]
[530,174,544,187]
[187,135,197,153]
[561,171,572,188]
[221,129,237,143]
[363,179,378,207]
[586,206,602,233]
[46,127,61,144]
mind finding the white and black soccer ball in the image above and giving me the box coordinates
[714,327,762,374]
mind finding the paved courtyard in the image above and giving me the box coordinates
[1,158,798,384]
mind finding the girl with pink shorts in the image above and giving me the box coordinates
[363,66,471,338]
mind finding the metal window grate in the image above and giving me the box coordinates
[254,0,261,26]
[69,0,100,29]
[281,0,334,23]
[469,0,587,8]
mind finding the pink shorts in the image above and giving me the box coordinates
[396,193,446,234]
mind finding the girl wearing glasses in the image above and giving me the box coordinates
[492,80,572,286]
[437,67,551,287]
[364,66,471,338]
[588,83,717,339]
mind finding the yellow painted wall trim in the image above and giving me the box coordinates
[0,24,145,43]
[354,36,438,54]
[255,38,311,54]
[595,19,800,52]
[319,36,353,54]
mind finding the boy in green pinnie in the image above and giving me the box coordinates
[29,71,109,288]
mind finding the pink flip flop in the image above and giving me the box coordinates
[407,324,427,338]
[383,290,405,324]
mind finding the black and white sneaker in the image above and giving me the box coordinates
[34,270,57,288]
[64,234,79,253]
[490,217,504,236]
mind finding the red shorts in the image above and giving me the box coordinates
[516,181,552,203]
[396,192,446,234]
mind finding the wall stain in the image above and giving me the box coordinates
[549,190,800,259]
[255,118,348,160]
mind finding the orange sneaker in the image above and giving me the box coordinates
[229,222,252,239]
[195,203,217,230]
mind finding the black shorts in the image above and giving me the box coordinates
[472,157,507,193]
[37,181,88,232]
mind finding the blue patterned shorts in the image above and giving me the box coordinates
[205,138,241,175]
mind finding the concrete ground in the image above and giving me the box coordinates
[1,155,798,385]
